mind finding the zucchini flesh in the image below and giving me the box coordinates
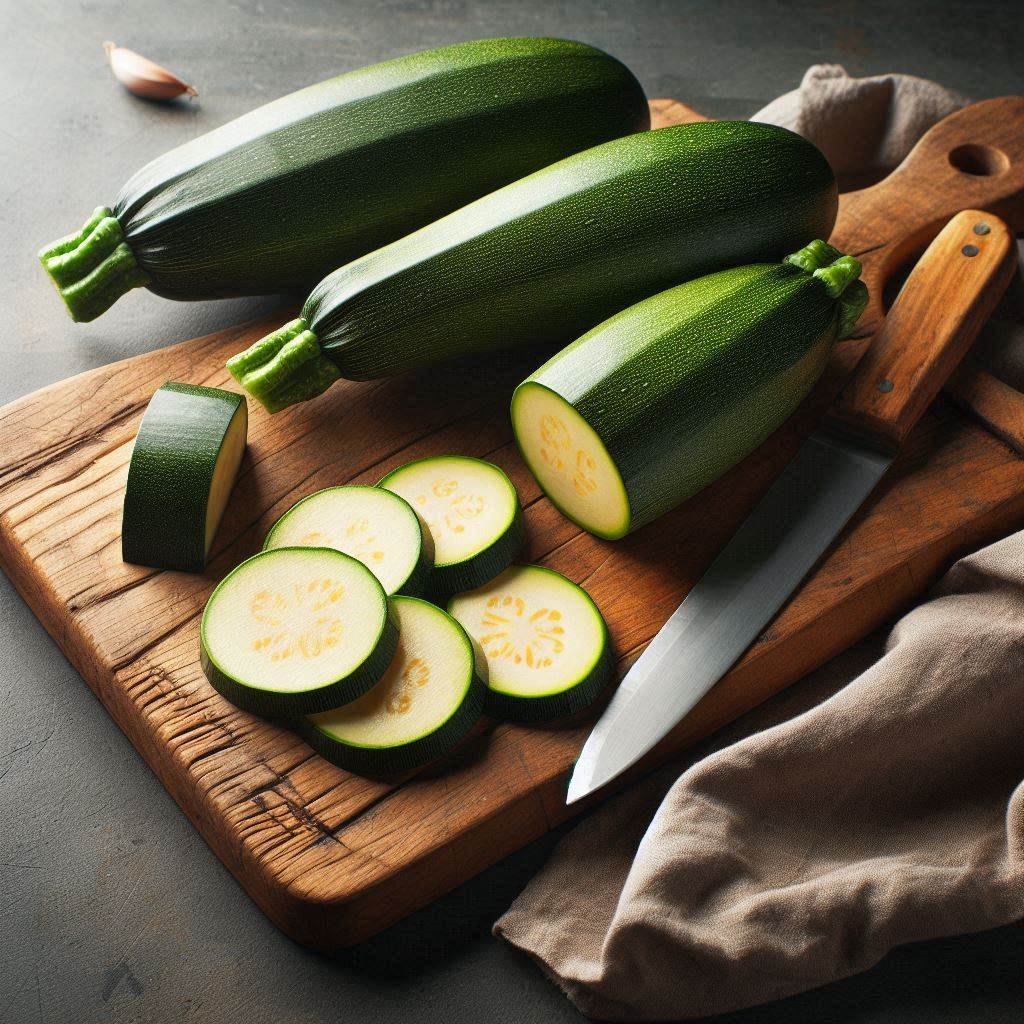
[264,485,431,597]
[300,596,485,775]
[200,547,397,716]
[122,382,247,572]
[379,456,524,596]
[228,120,837,412]
[39,37,648,322]
[448,565,612,722]
[512,243,868,538]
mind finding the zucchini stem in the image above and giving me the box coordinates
[227,318,341,413]
[787,241,867,339]
[784,239,843,274]
[38,207,149,322]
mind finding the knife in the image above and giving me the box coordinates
[567,209,1017,805]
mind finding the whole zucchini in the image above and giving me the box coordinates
[229,121,838,413]
[39,38,648,322]
[511,241,869,539]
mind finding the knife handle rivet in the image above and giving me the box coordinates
[961,244,980,257]
[973,222,991,236]
[877,378,894,393]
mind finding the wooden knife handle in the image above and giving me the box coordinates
[824,210,1016,453]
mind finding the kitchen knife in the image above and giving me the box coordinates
[567,210,1017,805]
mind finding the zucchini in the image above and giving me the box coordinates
[39,38,648,322]
[300,596,486,775]
[200,547,397,716]
[379,456,524,596]
[264,485,431,597]
[512,241,869,538]
[448,565,612,722]
[228,120,838,413]
[122,382,247,572]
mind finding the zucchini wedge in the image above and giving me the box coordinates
[122,382,247,572]
[512,241,868,538]
[200,547,397,716]
[228,120,837,412]
[379,456,524,596]
[264,485,431,597]
[39,38,647,322]
[449,565,612,722]
[300,596,486,775]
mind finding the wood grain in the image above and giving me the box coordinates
[826,210,1016,452]
[1,97,1023,950]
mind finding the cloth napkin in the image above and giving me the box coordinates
[494,65,1024,1020]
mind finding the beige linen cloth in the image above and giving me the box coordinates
[495,66,1024,1019]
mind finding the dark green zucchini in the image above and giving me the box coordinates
[511,241,868,539]
[228,120,837,413]
[39,38,648,322]
[122,382,247,572]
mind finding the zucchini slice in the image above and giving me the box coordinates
[448,565,612,722]
[379,456,524,595]
[200,547,397,716]
[300,596,486,775]
[264,485,431,597]
[122,382,247,572]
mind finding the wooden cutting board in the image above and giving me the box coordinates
[3,97,1024,951]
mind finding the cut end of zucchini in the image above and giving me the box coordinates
[227,318,341,413]
[511,382,630,540]
[205,401,248,555]
[201,547,397,717]
[38,207,150,322]
[303,596,485,775]
[449,565,613,722]
[265,486,431,596]
[379,456,524,595]
[122,382,247,573]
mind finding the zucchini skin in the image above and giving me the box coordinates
[41,38,648,321]
[230,119,838,410]
[515,255,862,538]
[122,382,246,572]
[296,677,484,776]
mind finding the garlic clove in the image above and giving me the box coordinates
[103,41,198,102]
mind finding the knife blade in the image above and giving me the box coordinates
[567,210,1016,805]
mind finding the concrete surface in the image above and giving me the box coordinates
[2,1,1022,1021]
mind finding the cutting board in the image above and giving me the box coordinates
[3,96,1024,951]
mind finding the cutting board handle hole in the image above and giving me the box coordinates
[948,144,1010,177]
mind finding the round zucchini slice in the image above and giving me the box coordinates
[379,456,524,595]
[200,547,397,716]
[300,596,486,776]
[122,382,248,572]
[264,485,431,596]
[448,565,612,722]
[511,382,630,540]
